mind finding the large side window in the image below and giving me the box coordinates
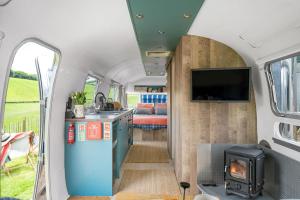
[266,54,300,117]
[266,53,300,151]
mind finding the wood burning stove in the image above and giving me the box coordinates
[224,146,265,198]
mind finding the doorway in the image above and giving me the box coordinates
[0,40,60,199]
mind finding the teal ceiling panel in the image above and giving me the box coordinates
[127,0,205,76]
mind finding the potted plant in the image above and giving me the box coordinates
[71,91,86,118]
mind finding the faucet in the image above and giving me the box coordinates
[94,92,107,111]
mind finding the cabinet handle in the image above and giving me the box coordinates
[113,140,118,148]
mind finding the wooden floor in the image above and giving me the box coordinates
[69,197,110,200]
[115,193,193,200]
[69,140,180,200]
[118,169,180,194]
[69,193,193,200]
[126,141,169,163]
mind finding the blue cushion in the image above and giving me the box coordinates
[155,107,167,115]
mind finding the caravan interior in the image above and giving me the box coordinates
[0,0,300,200]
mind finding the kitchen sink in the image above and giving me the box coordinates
[85,110,123,115]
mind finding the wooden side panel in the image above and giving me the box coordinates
[167,59,172,156]
[174,39,183,182]
[168,35,257,194]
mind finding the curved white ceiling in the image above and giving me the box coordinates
[105,59,146,84]
[0,0,147,84]
[1,0,300,85]
[189,0,300,66]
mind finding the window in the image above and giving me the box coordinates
[266,54,300,151]
[273,122,300,152]
[108,83,120,102]
[127,93,140,108]
[278,123,300,142]
[83,76,100,107]
[266,54,300,118]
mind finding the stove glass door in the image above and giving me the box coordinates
[229,159,247,180]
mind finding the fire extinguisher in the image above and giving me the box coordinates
[67,123,75,144]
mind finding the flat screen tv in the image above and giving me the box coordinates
[191,68,250,102]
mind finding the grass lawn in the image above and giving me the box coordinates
[3,78,40,134]
[0,155,38,200]
[6,78,39,102]
[84,82,96,106]
[3,103,40,134]
[127,93,140,108]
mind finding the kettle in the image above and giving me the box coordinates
[105,103,114,111]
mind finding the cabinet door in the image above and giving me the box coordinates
[112,121,119,179]
[116,119,123,177]
[128,113,133,145]
[121,117,129,161]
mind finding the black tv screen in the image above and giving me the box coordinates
[191,68,250,101]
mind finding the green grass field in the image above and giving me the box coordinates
[84,82,96,106]
[3,78,40,134]
[6,78,39,102]
[127,93,140,108]
[0,155,37,200]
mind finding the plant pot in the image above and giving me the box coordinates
[74,104,85,118]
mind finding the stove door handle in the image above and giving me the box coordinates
[249,161,253,184]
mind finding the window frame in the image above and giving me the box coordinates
[265,52,300,120]
[273,122,300,152]
[0,38,61,200]
[108,81,121,102]
[83,74,103,107]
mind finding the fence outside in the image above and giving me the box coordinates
[3,116,40,134]
[3,101,40,134]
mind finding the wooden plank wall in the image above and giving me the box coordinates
[167,35,257,194]
[166,62,172,156]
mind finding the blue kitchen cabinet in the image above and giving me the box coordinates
[65,121,113,196]
[64,110,133,196]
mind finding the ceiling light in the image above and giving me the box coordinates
[183,13,192,19]
[135,13,144,19]
[158,30,165,35]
